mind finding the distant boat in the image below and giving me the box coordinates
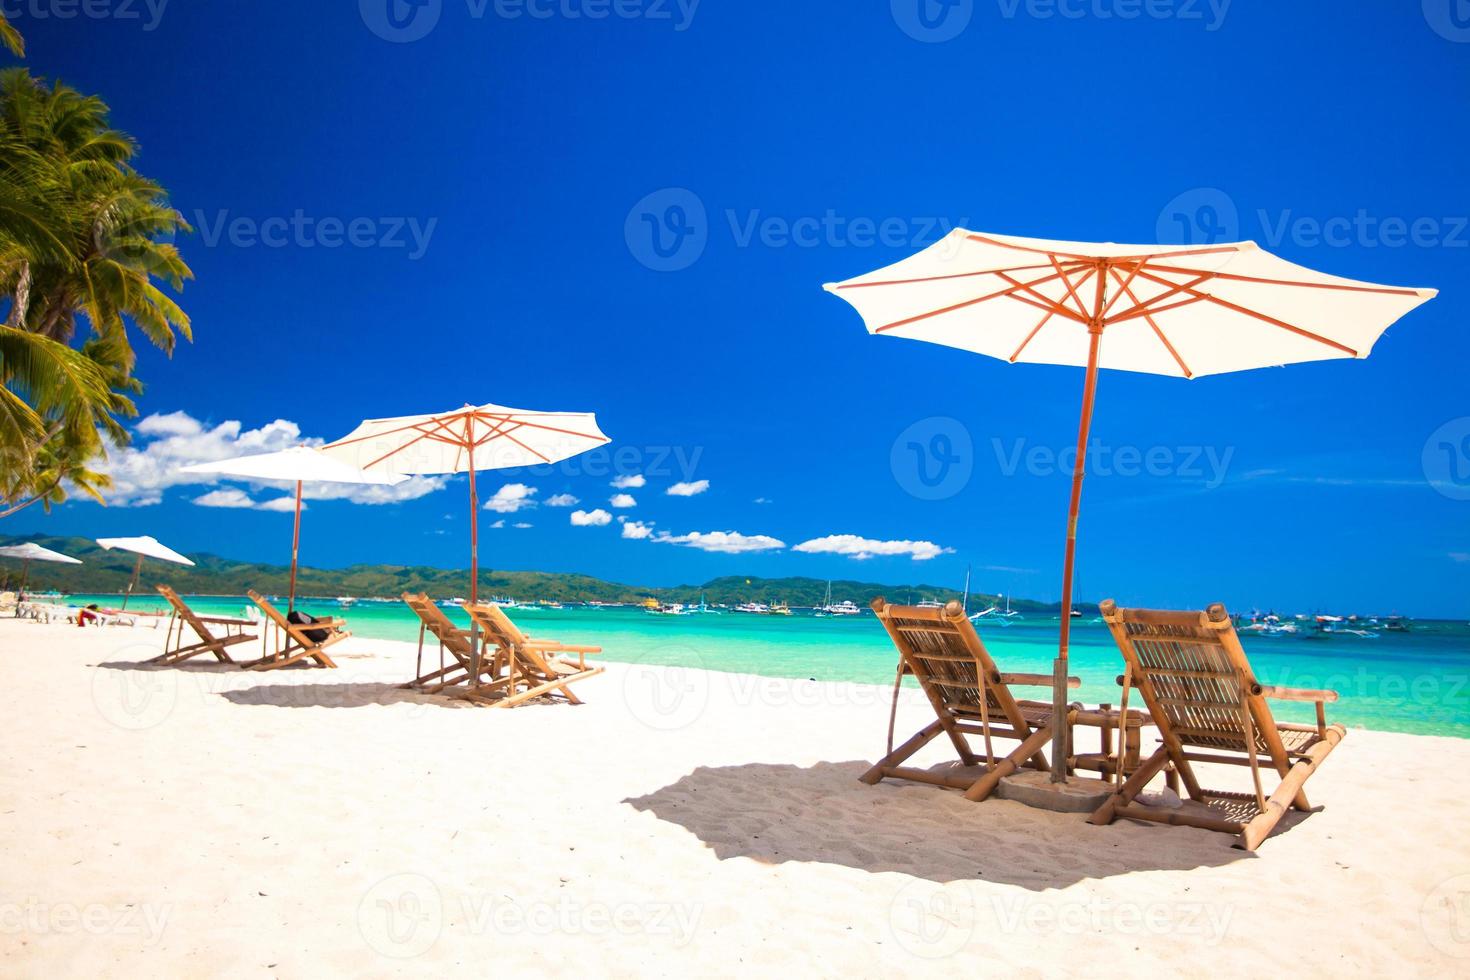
[825,600,861,616]
[648,602,687,616]
[916,599,945,610]
[769,602,793,616]
[337,596,357,607]
[687,593,721,615]
[734,602,770,614]
[439,597,466,608]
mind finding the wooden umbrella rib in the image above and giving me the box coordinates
[1050,256,1091,322]
[965,235,1247,265]
[1130,267,1359,356]
[1099,260,1147,318]
[873,267,1078,333]
[1138,262,1426,296]
[994,272,1091,324]
[1102,270,1217,324]
[834,260,1076,290]
[1009,308,1056,362]
[1107,269,1194,379]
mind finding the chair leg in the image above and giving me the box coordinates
[1089,746,1171,826]
[860,720,945,785]
[963,725,1055,802]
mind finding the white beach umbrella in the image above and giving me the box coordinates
[179,446,408,610]
[320,402,610,687]
[825,229,1436,777]
[96,535,195,610]
[0,542,82,594]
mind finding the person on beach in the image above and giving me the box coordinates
[76,604,100,627]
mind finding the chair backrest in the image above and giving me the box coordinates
[1099,600,1287,763]
[156,584,210,636]
[246,589,317,643]
[871,598,1034,730]
[402,593,472,653]
[465,602,531,650]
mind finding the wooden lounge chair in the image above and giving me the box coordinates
[863,598,1084,802]
[242,590,347,671]
[1089,600,1345,851]
[457,602,603,708]
[150,585,257,665]
[400,592,499,691]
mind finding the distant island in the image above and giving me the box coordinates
[0,534,1067,612]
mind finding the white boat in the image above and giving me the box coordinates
[825,600,861,616]
[687,593,721,615]
[734,602,770,614]
[916,598,945,610]
[647,602,687,616]
[337,596,357,607]
[439,597,467,608]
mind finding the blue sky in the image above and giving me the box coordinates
[4,2,1468,616]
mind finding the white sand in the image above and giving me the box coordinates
[2,617,1468,977]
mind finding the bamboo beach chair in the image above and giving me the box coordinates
[458,602,603,708]
[400,592,499,691]
[863,598,1083,802]
[1089,600,1346,851]
[243,590,348,671]
[149,585,257,665]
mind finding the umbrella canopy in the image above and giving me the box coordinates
[179,446,407,609]
[96,535,195,610]
[320,402,610,692]
[0,542,83,564]
[825,229,1436,779]
[0,542,82,595]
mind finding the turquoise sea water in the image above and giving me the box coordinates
[58,594,1470,739]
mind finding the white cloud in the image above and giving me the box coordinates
[610,493,637,509]
[546,493,580,507]
[753,497,772,504]
[793,534,954,562]
[653,530,785,554]
[192,488,300,513]
[570,509,612,527]
[1452,552,1470,563]
[484,483,537,514]
[490,519,506,529]
[513,522,533,529]
[91,410,446,507]
[621,520,654,540]
[611,474,646,489]
[666,480,710,497]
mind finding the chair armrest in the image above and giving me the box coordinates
[524,640,601,654]
[199,616,255,627]
[1258,684,1339,703]
[1002,672,1081,689]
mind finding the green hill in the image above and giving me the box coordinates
[0,534,1063,610]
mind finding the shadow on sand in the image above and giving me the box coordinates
[624,760,1287,887]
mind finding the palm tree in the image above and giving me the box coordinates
[0,67,192,516]
[0,11,22,58]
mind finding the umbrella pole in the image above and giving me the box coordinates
[1052,327,1103,781]
[122,554,143,611]
[468,456,481,692]
[19,558,30,594]
[288,480,303,612]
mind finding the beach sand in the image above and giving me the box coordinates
[2,617,1467,977]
